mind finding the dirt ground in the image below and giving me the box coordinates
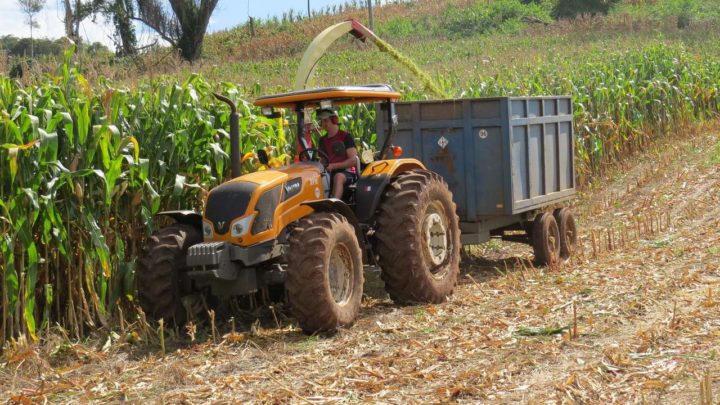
[2,124,719,404]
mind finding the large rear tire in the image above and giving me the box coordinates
[136,223,201,324]
[286,212,364,334]
[374,170,461,304]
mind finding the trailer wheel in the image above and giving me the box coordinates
[375,170,460,304]
[286,212,364,334]
[532,212,560,266]
[137,223,202,324]
[553,208,577,260]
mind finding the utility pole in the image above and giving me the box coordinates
[367,0,374,31]
[307,0,311,18]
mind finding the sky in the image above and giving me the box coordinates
[0,0,367,49]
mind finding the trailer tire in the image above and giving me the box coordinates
[287,212,364,334]
[553,208,577,260]
[137,223,202,324]
[375,170,460,304]
[532,212,560,266]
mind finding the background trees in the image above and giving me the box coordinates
[54,0,217,61]
[16,0,46,58]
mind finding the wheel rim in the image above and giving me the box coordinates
[422,201,450,270]
[328,243,354,305]
[564,218,577,252]
[547,221,560,263]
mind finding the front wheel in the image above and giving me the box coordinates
[286,212,364,334]
[374,170,461,304]
[136,223,202,324]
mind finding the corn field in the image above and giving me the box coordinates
[0,49,289,344]
[405,44,720,177]
[1,43,719,345]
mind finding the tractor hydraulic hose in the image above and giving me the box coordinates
[213,93,241,178]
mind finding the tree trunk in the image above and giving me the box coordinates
[135,0,218,62]
[169,0,218,62]
[73,0,82,43]
[113,0,137,56]
[64,0,74,40]
[30,24,34,59]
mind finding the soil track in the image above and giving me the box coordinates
[1,125,719,404]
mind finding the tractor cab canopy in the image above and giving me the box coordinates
[254,84,401,162]
[254,84,400,111]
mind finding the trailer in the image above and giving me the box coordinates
[376,95,577,263]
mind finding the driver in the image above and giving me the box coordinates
[317,109,358,199]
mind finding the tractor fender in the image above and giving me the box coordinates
[157,210,203,229]
[355,158,427,223]
[301,199,364,248]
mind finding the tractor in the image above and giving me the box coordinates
[136,85,461,333]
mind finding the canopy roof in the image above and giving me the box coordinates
[254,84,400,109]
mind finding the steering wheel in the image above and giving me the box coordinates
[298,147,330,167]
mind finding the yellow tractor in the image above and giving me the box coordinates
[136,85,461,333]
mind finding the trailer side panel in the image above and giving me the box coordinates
[376,96,574,222]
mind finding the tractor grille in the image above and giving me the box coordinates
[205,181,257,234]
[251,185,282,235]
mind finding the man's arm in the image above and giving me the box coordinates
[328,147,358,171]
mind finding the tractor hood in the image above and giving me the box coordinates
[205,180,264,235]
[203,162,325,243]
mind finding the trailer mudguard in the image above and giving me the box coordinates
[355,158,426,223]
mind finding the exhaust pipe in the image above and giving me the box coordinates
[213,93,241,179]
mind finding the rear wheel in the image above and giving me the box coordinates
[532,212,560,266]
[374,170,460,304]
[286,212,364,333]
[553,208,577,260]
[137,223,202,324]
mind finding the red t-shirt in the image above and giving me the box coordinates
[320,130,356,173]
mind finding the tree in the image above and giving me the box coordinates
[98,0,137,56]
[62,0,100,45]
[135,0,219,62]
[16,0,46,58]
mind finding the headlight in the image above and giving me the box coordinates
[231,213,256,238]
[202,221,213,238]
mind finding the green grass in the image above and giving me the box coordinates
[710,138,720,165]
[295,335,320,351]
[514,325,569,337]
[614,0,720,25]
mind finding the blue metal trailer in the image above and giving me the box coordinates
[377,96,577,262]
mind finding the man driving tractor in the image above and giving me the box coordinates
[316,108,358,199]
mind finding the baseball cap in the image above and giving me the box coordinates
[316,109,338,120]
